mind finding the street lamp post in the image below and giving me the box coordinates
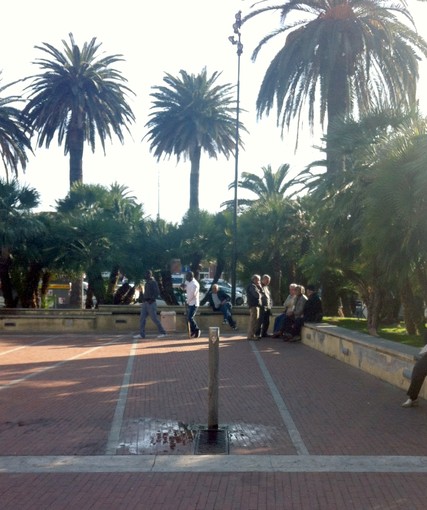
[229,11,243,306]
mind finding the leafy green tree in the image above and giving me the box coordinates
[0,77,32,180]
[0,178,43,306]
[243,0,427,174]
[362,115,427,334]
[238,196,309,305]
[55,183,144,307]
[23,33,135,187]
[145,68,246,210]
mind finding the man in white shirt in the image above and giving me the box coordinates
[184,271,201,338]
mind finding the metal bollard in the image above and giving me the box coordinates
[208,327,220,429]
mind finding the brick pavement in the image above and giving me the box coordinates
[0,331,427,509]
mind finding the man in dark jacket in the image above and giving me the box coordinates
[207,284,237,329]
[304,285,323,322]
[133,270,167,339]
[246,274,263,340]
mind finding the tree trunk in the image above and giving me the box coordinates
[69,276,83,309]
[20,262,43,308]
[326,63,348,175]
[0,249,15,308]
[189,146,201,210]
[68,124,84,186]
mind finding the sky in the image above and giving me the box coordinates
[2,0,427,223]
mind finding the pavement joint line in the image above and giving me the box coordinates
[0,335,63,357]
[1,455,427,473]
[0,335,128,392]
[105,335,140,455]
[250,341,309,456]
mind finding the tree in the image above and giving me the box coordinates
[145,68,246,210]
[243,0,427,174]
[55,183,144,307]
[0,77,32,180]
[222,163,301,210]
[0,178,42,307]
[22,33,135,187]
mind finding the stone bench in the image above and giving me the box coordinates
[301,323,426,399]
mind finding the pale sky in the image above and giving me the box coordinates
[2,0,427,223]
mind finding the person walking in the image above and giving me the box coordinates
[402,337,427,407]
[257,274,272,337]
[185,271,201,338]
[133,270,166,339]
[246,274,263,341]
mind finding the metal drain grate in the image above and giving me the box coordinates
[194,428,229,455]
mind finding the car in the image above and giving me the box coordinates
[200,279,246,306]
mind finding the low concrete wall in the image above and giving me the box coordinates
[301,323,425,399]
[0,305,252,334]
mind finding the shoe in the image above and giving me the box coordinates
[402,398,419,408]
[232,325,238,331]
[133,334,145,339]
[247,336,260,341]
[289,335,301,342]
[222,320,228,325]
[196,329,201,338]
[157,334,167,338]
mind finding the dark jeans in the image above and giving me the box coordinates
[215,302,236,327]
[407,354,427,400]
[187,304,199,334]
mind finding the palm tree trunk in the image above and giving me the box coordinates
[68,125,84,186]
[326,63,348,175]
[189,146,201,210]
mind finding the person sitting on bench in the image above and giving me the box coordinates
[207,284,237,330]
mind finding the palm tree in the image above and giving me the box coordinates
[0,77,32,180]
[145,68,246,210]
[243,0,427,174]
[221,163,301,209]
[22,33,135,187]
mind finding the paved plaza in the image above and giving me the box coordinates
[0,330,426,509]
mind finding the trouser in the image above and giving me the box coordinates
[247,306,260,339]
[292,317,304,337]
[407,354,427,400]
[139,302,166,337]
[187,304,199,334]
[273,314,285,334]
[257,307,271,336]
[219,302,236,327]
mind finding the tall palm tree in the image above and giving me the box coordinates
[0,77,32,181]
[145,68,246,210]
[243,0,427,174]
[22,33,135,187]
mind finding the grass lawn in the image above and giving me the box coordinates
[324,317,425,349]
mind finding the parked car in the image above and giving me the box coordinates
[200,279,246,306]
